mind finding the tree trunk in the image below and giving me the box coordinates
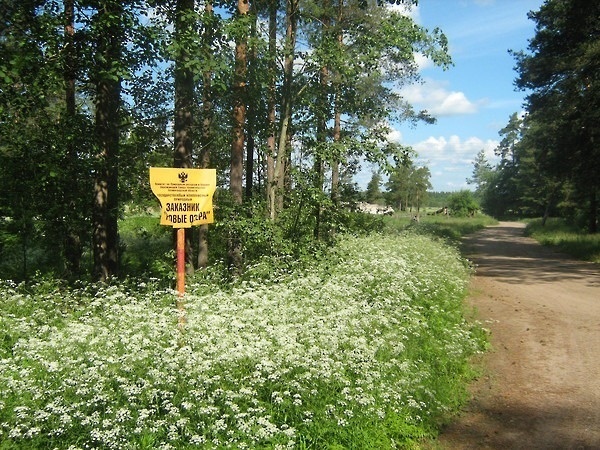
[314,80,328,239]
[313,0,332,240]
[198,0,214,270]
[92,0,122,282]
[231,0,248,206]
[331,95,341,205]
[245,9,258,200]
[64,0,75,117]
[542,202,551,226]
[331,1,343,206]
[266,0,277,219]
[174,0,195,275]
[228,0,249,274]
[274,0,298,217]
[246,128,255,198]
[63,0,82,278]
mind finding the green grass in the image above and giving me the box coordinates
[525,218,600,263]
[383,212,498,242]
[0,231,487,449]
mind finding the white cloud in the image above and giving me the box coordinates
[386,128,403,143]
[357,132,500,191]
[434,91,477,115]
[400,79,479,117]
[380,131,500,190]
[413,53,434,71]
[411,134,498,166]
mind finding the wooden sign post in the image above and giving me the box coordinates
[150,168,216,324]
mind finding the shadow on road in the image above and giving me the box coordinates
[461,224,600,287]
[445,396,600,449]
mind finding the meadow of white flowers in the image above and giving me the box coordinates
[0,232,485,449]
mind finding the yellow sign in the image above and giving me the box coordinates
[150,168,216,228]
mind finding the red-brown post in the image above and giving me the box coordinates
[176,227,186,327]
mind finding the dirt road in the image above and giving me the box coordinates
[436,222,600,450]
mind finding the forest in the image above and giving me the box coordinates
[0,0,452,282]
[468,0,599,233]
[1,0,598,284]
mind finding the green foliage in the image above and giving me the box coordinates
[0,192,387,282]
[425,192,453,209]
[508,0,600,230]
[213,192,299,265]
[118,214,173,278]
[385,161,431,212]
[467,149,494,195]
[0,0,455,281]
[525,218,600,263]
[0,0,173,281]
[365,172,385,204]
[0,232,486,449]
[474,112,531,219]
[335,210,386,236]
[447,191,479,217]
[208,188,387,281]
[479,0,600,227]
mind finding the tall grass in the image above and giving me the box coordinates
[0,232,486,449]
[525,218,600,263]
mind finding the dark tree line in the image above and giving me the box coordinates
[0,0,451,281]
[470,0,599,233]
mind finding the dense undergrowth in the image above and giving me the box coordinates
[0,225,488,449]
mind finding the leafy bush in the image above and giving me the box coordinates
[448,191,479,217]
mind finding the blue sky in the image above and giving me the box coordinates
[358,0,545,192]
